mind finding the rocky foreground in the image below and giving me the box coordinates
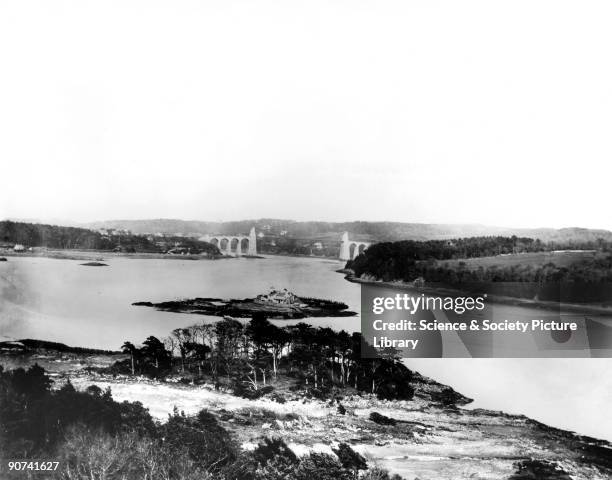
[59,373,608,480]
[1,346,611,480]
[0,344,612,480]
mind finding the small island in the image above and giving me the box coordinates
[133,288,356,319]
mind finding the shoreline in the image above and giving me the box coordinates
[0,249,331,262]
[0,249,243,261]
[344,273,612,316]
[261,251,343,261]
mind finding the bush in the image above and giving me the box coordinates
[308,386,332,400]
[0,366,156,457]
[509,459,572,479]
[372,363,414,401]
[252,437,298,467]
[431,387,464,407]
[332,443,367,473]
[255,454,297,480]
[271,393,287,404]
[294,453,353,480]
[56,425,216,480]
[361,466,406,480]
[159,408,238,471]
[233,382,274,400]
[369,411,397,426]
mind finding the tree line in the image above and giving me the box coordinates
[0,221,219,254]
[347,236,612,286]
[1,221,107,250]
[117,314,415,402]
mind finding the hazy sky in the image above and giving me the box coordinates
[1,1,611,228]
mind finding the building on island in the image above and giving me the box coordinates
[255,288,304,307]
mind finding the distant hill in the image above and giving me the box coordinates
[82,219,612,244]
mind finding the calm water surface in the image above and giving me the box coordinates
[1,255,610,440]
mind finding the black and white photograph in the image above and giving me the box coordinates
[1,1,611,479]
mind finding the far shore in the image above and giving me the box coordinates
[344,273,612,316]
[0,248,247,262]
[0,248,332,262]
[261,251,344,261]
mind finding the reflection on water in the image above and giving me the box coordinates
[0,255,610,440]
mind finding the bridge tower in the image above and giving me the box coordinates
[248,227,257,256]
[339,232,351,261]
[339,231,371,261]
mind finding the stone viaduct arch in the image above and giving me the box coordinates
[202,227,257,256]
[339,231,371,261]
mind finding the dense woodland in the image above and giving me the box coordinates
[115,314,415,402]
[0,364,405,480]
[347,236,612,286]
[1,221,108,250]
